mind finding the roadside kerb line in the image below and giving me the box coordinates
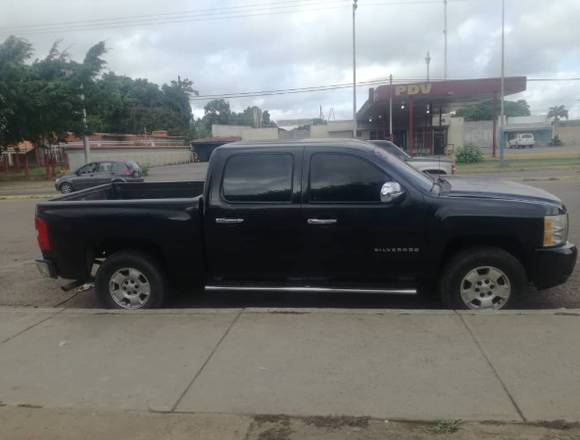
[170,309,244,412]
[455,311,527,422]
[0,194,55,200]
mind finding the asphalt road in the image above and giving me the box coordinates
[0,164,577,309]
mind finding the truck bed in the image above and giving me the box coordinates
[52,180,205,202]
[36,180,206,283]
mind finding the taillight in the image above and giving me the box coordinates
[35,217,50,251]
[451,163,457,175]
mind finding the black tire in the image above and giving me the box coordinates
[60,182,73,194]
[95,251,166,309]
[439,246,527,310]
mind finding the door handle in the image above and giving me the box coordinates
[307,218,337,225]
[215,217,245,224]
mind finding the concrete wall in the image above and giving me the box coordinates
[66,147,192,171]
[556,125,580,146]
[310,121,373,139]
[447,117,464,154]
[212,125,279,141]
[464,120,494,149]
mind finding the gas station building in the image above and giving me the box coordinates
[355,76,527,155]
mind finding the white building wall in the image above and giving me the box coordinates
[212,124,279,140]
[66,147,193,170]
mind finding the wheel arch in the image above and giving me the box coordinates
[438,235,530,278]
[94,238,167,275]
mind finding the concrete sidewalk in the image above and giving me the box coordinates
[1,307,580,424]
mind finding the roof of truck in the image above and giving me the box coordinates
[219,138,375,151]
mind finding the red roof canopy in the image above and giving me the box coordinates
[358,76,527,120]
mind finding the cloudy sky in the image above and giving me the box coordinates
[2,0,580,121]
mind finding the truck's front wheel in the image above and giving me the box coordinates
[95,251,166,309]
[440,247,527,310]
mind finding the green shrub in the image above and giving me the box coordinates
[138,162,150,176]
[455,144,484,164]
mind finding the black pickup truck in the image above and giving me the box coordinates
[35,139,577,310]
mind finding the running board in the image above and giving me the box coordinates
[205,286,417,295]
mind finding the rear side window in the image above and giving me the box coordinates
[309,153,386,203]
[98,162,113,173]
[222,153,294,203]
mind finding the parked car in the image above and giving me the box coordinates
[508,133,535,149]
[370,140,456,175]
[35,139,576,311]
[55,160,144,193]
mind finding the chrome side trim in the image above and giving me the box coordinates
[205,286,416,295]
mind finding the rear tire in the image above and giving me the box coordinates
[439,246,527,310]
[95,251,166,309]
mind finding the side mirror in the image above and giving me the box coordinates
[380,182,404,203]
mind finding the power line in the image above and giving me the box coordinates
[1,0,344,31]
[190,77,580,101]
[0,0,347,32]
[0,0,471,35]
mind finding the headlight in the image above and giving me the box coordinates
[543,214,568,247]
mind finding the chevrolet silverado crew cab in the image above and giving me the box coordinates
[35,139,577,311]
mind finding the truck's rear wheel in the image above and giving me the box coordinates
[95,251,166,309]
[440,246,527,310]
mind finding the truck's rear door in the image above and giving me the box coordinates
[204,147,304,282]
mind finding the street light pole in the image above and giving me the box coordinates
[443,0,448,79]
[80,83,90,164]
[499,0,506,165]
[425,51,431,82]
[352,0,358,138]
[388,74,393,140]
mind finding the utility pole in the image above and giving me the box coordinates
[352,0,358,138]
[80,83,90,164]
[425,51,431,82]
[388,74,393,140]
[443,0,448,79]
[499,0,506,165]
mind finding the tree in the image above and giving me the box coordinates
[262,110,273,127]
[202,99,232,126]
[546,105,569,124]
[0,36,33,149]
[0,36,198,147]
[455,99,530,121]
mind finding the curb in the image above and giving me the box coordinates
[0,194,55,200]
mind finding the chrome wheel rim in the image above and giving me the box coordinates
[460,266,511,310]
[109,267,151,309]
[61,184,72,193]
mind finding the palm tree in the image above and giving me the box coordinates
[546,105,569,124]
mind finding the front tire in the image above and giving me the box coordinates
[95,251,166,309]
[60,182,73,194]
[439,246,527,310]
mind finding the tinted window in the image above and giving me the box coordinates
[309,153,386,203]
[373,147,434,192]
[98,162,113,173]
[223,153,293,202]
[77,163,97,174]
[112,162,126,174]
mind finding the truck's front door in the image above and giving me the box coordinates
[300,148,426,285]
[205,148,304,282]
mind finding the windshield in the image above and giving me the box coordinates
[370,140,411,161]
[373,147,434,192]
